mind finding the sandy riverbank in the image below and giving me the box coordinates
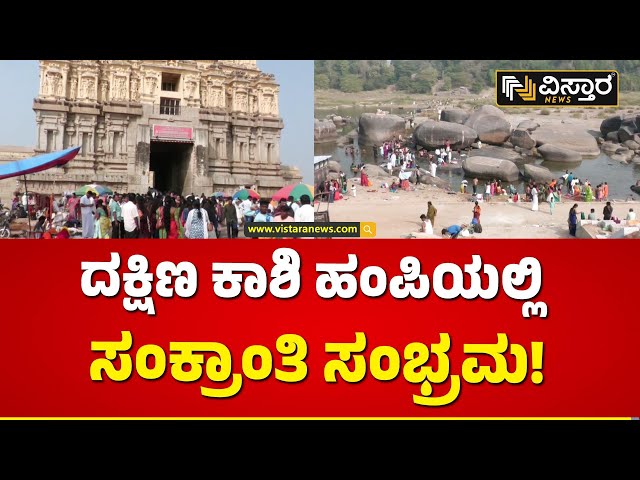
[328,181,640,239]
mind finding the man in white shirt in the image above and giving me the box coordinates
[626,208,636,221]
[294,194,314,222]
[287,196,299,213]
[120,193,139,238]
[79,190,96,239]
[234,199,244,227]
[241,197,252,224]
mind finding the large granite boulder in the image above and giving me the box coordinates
[412,116,432,126]
[510,129,536,150]
[331,115,344,126]
[522,164,554,183]
[327,160,342,173]
[601,142,620,156]
[618,126,637,143]
[600,115,623,137]
[363,163,393,179]
[606,131,620,143]
[614,146,635,162]
[464,105,512,145]
[610,154,630,164]
[531,124,600,156]
[462,156,521,182]
[441,108,470,125]
[358,113,406,146]
[517,120,540,132]
[314,119,337,143]
[413,120,477,150]
[621,116,638,130]
[468,145,522,162]
[537,144,582,163]
[417,168,451,188]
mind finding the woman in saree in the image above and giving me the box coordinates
[149,196,162,239]
[584,183,594,202]
[173,195,186,238]
[94,199,112,239]
[66,193,80,222]
[360,166,370,188]
[157,196,179,239]
[340,173,348,194]
[137,198,151,239]
[573,183,581,199]
[55,227,70,239]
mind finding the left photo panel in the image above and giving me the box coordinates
[0,60,314,239]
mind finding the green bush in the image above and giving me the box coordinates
[339,75,364,93]
[540,109,551,115]
[314,74,330,90]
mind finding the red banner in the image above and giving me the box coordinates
[152,125,193,141]
[1,239,638,418]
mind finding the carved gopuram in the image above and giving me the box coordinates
[5,60,301,199]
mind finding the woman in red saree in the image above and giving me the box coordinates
[157,197,179,239]
[360,167,370,188]
[55,227,70,239]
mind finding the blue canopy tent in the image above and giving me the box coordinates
[0,146,80,236]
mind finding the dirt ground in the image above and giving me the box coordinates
[328,182,640,239]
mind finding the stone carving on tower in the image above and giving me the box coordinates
[100,77,110,103]
[144,75,158,96]
[39,62,70,99]
[79,76,96,100]
[131,76,140,102]
[69,76,78,98]
[184,76,198,99]
[113,76,128,101]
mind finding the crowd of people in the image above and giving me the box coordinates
[10,188,315,239]
[567,202,636,236]
[317,172,348,203]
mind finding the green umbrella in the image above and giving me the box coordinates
[75,184,114,196]
[233,188,260,201]
[271,183,314,203]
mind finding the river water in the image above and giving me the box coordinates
[315,107,640,200]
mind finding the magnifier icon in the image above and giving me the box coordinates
[363,225,372,234]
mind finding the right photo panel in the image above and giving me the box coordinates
[314,60,640,239]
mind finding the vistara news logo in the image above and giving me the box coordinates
[496,70,618,107]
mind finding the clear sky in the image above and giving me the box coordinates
[0,60,313,183]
